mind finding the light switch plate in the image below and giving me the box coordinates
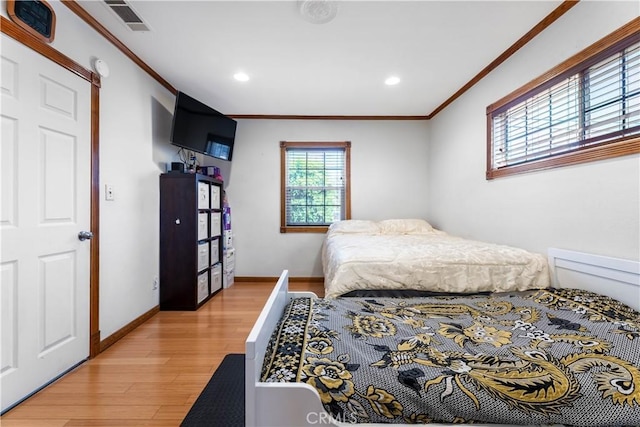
[105,184,115,201]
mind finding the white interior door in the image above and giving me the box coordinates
[1,34,92,412]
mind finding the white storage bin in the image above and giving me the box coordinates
[197,213,208,241]
[197,271,208,303]
[224,248,235,271]
[211,264,222,293]
[210,212,221,237]
[223,230,233,249]
[211,185,221,210]
[197,242,209,272]
[223,269,235,289]
[197,182,209,209]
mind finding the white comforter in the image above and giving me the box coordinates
[322,231,550,298]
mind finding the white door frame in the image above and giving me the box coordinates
[1,16,101,359]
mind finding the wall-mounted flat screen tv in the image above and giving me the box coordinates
[170,91,237,161]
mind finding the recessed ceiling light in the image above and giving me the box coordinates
[234,72,249,82]
[385,76,401,86]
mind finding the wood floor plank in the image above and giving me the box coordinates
[0,420,69,427]
[64,364,214,375]
[96,349,153,358]
[150,404,192,420]
[26,392,193,406]
[162,356,222,366]
[0,281,318,426]
[88,357,170,365]
[3,405,160,419]
[31,383,132,394]
[125,382,206,394]
[63,420,179,426]
[59,371,180,383]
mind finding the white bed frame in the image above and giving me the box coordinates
[246,248,640,427]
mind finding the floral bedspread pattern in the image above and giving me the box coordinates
[261,289,640,425]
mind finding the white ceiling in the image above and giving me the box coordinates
[77,0,564,116]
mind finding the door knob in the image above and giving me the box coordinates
[78,231,93,241]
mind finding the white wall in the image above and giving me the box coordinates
[223,119,430,277]
[1,1,180,339]
[427,1,640,261]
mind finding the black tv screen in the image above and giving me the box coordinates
[170,91,237,161]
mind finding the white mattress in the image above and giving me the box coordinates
[322,231,550,298]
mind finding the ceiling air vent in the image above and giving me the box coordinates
[103,0,150,32]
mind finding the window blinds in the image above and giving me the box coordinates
[491,41,640,168]
[285,147,345,226]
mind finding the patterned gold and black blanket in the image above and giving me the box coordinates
[261,288,640,425]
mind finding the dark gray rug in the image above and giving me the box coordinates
[181,353,244,427]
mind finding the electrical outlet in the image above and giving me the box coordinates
[105,184,115,201]
[153,277,159,290]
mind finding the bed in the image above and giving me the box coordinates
[246,248,640,427]
[322,219,550,299]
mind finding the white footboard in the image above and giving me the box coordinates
[548,248,640,311]
[245,270,326,427]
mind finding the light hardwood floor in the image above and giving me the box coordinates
[1,280,324,426]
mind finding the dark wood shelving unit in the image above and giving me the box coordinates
[159,172,223,310]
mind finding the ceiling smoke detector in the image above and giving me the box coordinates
[298,0,338,24]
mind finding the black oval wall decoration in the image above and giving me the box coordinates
[7,0,56,43]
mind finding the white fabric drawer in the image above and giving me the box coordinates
[211,264,222,293]
[211,185,221,210]
[197,243,209,272]
[211,242,220,265]
[210,212,221,237]
[197,271,208,303]
[197,182,209,209]
[197,213,208,241]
